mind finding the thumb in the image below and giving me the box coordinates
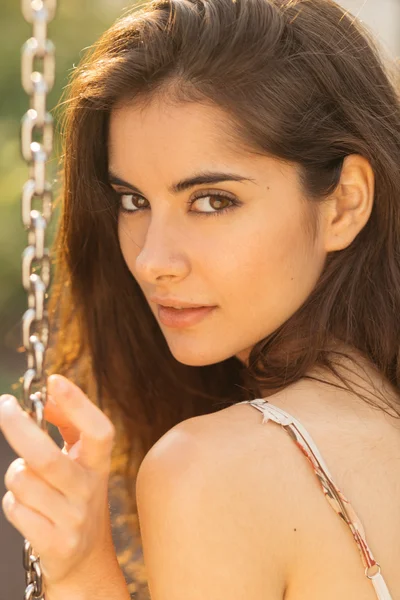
[44,393,81,450]
[67,438,83,461]
[46,374,115,472]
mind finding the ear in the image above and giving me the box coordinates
[321,154,375,253]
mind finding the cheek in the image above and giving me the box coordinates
[210,206,320,319]
[118,217,141,274]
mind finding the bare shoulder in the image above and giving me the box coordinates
[136,375,400,599]
[135,395,302,599]
[135,385,317,599]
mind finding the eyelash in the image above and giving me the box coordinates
[115,190,240,218]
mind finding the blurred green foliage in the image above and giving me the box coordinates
[0,0,131,394]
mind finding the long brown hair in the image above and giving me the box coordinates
[47,0,400,540]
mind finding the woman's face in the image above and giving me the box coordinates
[109,98,328,367]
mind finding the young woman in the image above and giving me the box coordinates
[1,0,399,598]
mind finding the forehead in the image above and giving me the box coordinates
[108,98,250,166]
[107,97,299,192]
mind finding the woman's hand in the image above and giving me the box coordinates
[0,374,118,593]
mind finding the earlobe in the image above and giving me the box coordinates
[323,154,375,253]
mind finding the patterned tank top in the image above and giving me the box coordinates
[237,398,393,600]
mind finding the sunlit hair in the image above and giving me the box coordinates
[47,0,400,553]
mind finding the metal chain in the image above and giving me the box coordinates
[20,1,57,598]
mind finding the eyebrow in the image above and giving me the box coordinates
[107,170,256,195]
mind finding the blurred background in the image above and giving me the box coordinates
[0,0,399,598]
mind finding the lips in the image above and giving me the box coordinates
[157,305,217,328]
[150,295,215,309]
[160,305,207,309]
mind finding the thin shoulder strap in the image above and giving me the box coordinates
[238,398,393,600]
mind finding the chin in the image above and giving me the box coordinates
[172,351,224,367]
[166,340,233,367]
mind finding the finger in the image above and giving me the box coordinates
[44,395,81,451]
[47,375,115,472]
[0,395,87,498]
[2,490,55,555]
[4,458,72,525]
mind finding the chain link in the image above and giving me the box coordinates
[20,1,57,598]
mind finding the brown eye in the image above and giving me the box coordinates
[190,194,234,214]
[117,190,240,218]
[120,194,149,212]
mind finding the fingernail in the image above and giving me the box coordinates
[48,375,70,395]
[0,395,15,407]
[0,395,17,415]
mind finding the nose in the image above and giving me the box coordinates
[134,215,190,284]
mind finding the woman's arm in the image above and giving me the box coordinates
[44,549,131,600]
